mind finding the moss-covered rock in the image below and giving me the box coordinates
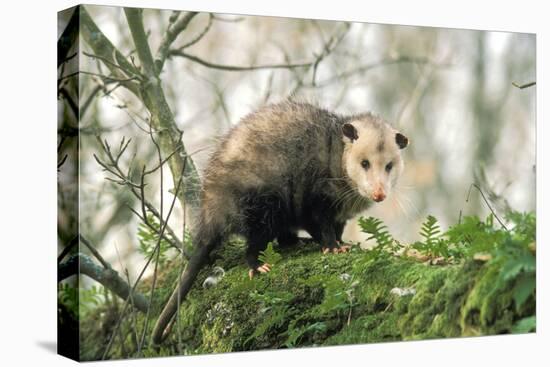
[79,235,535,361]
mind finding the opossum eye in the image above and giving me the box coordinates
[385,162,393,172]
[361,160,370,170]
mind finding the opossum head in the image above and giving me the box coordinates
[341,115,408,202]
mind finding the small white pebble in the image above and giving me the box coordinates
[202,276,219,288]
[339,273,351,281]
[212,266,226,277]
[202,267,225,288]
[390,287,416,297]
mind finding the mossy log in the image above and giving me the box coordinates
[80,238,535,360]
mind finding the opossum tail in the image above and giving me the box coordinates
[151,236,217,344]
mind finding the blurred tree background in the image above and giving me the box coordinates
[58,3,535,310]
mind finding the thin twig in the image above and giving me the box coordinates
[58,88,78,118]
[311,23,351,86]
[211,14,245,22]
[113,242,141,350]
[58,253,150,313]
[177,14,214,50]
[466,183,508,230]
[169,50,318,71]
[80,70,140,84]
[512,81,536,89]
[94,137,189,256]
[125,7,202,210]
[155,11,199,73]
[57,235,79,263]
[58,9,79,68]
[102,159,186,359]
[57,154,68,171]
[80,235,112,269]
[308,56,449,88]
[127,206,184,255]
[80,85,103,118]
[83,51,142,79]
[144,144,183,175]
[140,165,148,224]
[136,119,168,355]
[80,6,141,96]
[168,23,349,77]
[57,71,79,82]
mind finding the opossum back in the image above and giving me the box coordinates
[203,100,341,187]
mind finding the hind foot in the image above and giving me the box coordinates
[248,263,272,279]
[322,242,351,254]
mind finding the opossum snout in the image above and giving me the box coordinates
[371,187,386,202]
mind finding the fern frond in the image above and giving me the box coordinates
[420,215,441,246]
[137,214,172,265]
[358,216,395,250]
[258,242,282,266]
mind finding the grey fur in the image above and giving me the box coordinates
[197,100,388,235]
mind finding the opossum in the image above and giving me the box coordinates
[151,100,408,343]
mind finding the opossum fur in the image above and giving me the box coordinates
[152,100,408,343]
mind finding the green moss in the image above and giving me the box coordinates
[80,238,535,360]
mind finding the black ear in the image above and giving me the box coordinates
[342,123,359,142]
[395,133,409,149]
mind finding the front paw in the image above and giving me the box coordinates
[248,263,272,279]
[322,241,351,254]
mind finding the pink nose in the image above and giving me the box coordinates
[372,189,386,202]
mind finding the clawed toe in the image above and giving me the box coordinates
[257,263,271,272]
[248,263,272,279]
[322,244,351,254]
[339,245,351,252]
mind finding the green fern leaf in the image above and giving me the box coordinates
[358,216,395,250]
[258,242,282,265]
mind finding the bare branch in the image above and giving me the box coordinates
[311,23,350,85]
[211,14,245,22]
[58,253,150,313]
[80,70,140,84]
[177,14,214,50]
[80,6,141,96]
[306,56,451,88]
[94,137,190,258]
[57,154,68,171]
[155,11,199,72]
[170,23,349,76]
[80,85,103,118]
[58,87,78,118]
[80,235,112,269]
[57,71,79,82]
[124,7,201,210]
[144,145,183,175]
[169,49,316,72]
[81,6,201,211]
[127,206,187,257]
[102,158,187,359]
[57,235,79,263]
[83,51,142,79]
[512,81,536,89]
[60,52,78,66]
[58,8,79,68]
[140,165,148,224]
[466,183,508,230]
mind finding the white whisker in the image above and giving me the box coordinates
[393,187,420,216]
